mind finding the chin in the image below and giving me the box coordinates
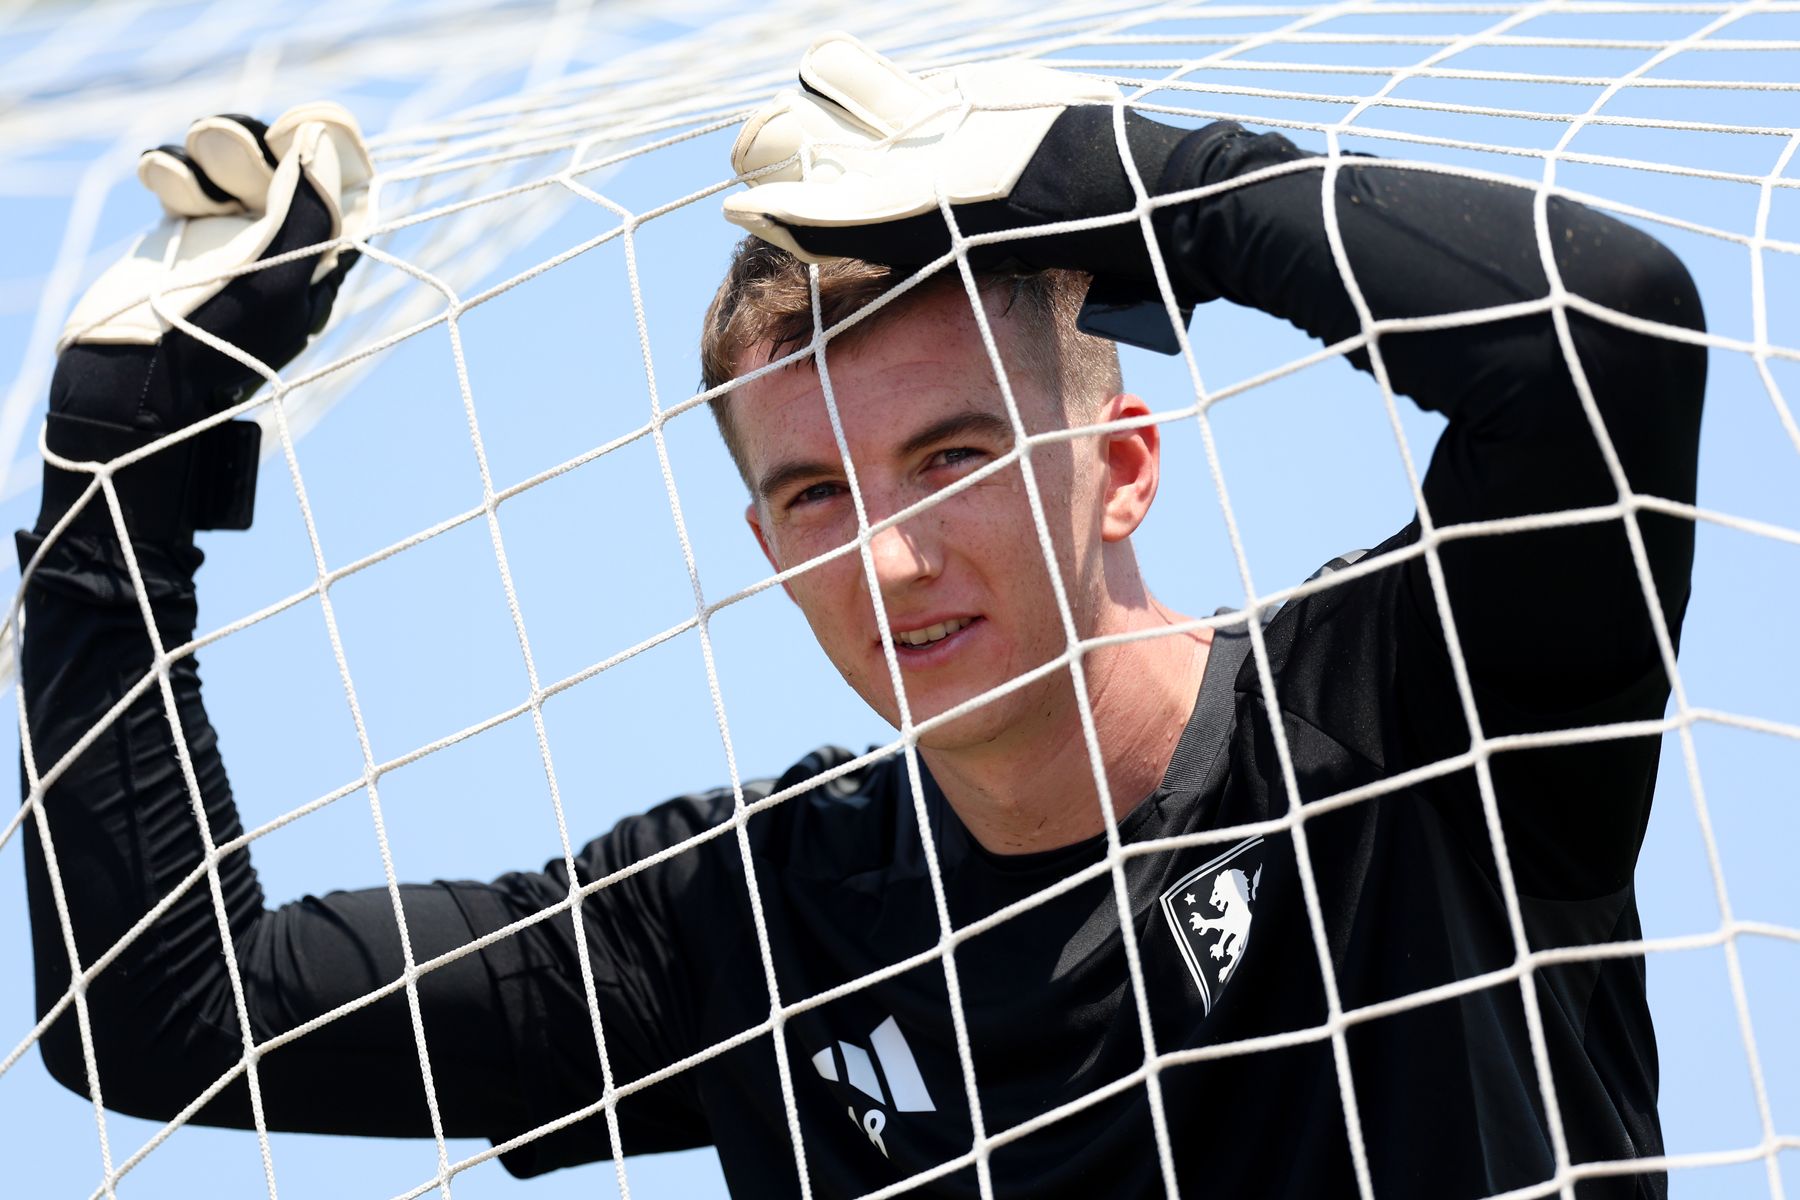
[846,659,1058,752]
[908,687,1028,752]
[848,680,1006,750]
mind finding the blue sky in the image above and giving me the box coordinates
[0,2,1796,1197]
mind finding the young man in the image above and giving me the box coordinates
[19,36,1702,1200]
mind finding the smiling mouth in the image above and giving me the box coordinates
[891,616,979,649]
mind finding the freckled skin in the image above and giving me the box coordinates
[732,283,1210,855]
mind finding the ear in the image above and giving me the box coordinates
[745,502,798,602]
[1098,392,1159,543]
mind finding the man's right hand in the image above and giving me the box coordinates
[722,35,1201,352]
[40,103,372,542]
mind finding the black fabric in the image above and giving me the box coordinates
[785,107,1197,354]
[37,412,261,540]
[1158,610,1255,796]
[19,121,1703,1198]
[782,108,1191,284]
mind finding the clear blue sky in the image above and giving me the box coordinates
[0,3,1796,1198]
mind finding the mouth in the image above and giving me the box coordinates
[887,615,981,653]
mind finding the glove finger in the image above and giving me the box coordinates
[723,177,935,261]
[799,33,942,137]
[731,91,873,184]
[186,114,278,212]
[718,201,817,264]
[139,145,245,218]
[731,175,939,226]
[952,60,1121,110]
[266,101,374,191]
[920,68,960,96]
[261,103,376,284]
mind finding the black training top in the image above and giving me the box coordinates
[18,121,1705,1198]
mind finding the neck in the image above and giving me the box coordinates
[921,594,1210,857]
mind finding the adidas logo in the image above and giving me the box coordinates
[810,1016,934,1158]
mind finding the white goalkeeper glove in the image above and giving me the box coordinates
[722,34,1199,350]
[60,102,372,353]
[39,103,373,544]
[724,33,1119,259]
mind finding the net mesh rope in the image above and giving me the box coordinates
[1,0,1797,1197]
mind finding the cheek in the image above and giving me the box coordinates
[1023,462,1099,590]
[971,471,1062,568]
[960,485,1085,635]
[786,559,868,640]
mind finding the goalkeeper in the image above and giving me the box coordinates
[19,37,1703,1200]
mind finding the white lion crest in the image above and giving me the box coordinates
[1186,865,1261,982]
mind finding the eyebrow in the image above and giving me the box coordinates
[898,410,1013,461]
[754,410,1014,503]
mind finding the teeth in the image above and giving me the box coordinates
[895,617,973,648]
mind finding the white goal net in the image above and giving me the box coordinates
[0,1,1796,1198]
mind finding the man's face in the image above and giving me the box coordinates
[733,287,1118,751]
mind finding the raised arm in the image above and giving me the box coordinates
[1148,123,1705,704]
[1149,125,1704,900]
[724,36,1704,702]
[19,109,714,1169]
[723,35,1705,899]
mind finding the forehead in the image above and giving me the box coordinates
[727,284,1054,466]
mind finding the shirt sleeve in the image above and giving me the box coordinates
[16,527,725,1167]
[1153,123,1706,896]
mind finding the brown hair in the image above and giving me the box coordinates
[699,237,1121,484]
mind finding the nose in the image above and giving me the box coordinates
[868,516,940,596]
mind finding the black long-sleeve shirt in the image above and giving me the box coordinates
[18,121,1705,1198]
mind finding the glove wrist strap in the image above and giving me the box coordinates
[36,412,260,545]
